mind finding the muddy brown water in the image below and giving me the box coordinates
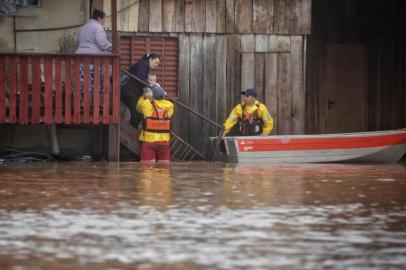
[1,161,406,270]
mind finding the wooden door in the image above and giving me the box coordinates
[325,44,366,133]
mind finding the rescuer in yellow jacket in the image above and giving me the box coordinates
[136,84,174,163]
[223,88,273,136]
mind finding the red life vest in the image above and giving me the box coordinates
[143,101,171,133]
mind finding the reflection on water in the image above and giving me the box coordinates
[1,162,406,269]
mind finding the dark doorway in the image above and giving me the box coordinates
[325,44,366,133]
[306,0,406,134]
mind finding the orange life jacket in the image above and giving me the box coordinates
[143,101,171,133]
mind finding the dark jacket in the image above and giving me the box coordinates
[123,57,149,95]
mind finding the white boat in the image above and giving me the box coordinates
[219,129,406,163]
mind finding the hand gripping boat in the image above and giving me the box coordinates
[221,129,406,164]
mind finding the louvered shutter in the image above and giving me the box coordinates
[119,36,178,97]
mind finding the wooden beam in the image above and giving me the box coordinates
[225,0,235,33]
[175,0,185,32]
[149,0,163,32]
[253,0,273,34]
[216,36,227,125]
[138,0,149,32]
[108,124,120,161]
[216,0,226,33]
[192,0,206,32]
[206,0,217,33]
[203,35,216,140]
[274,0,312,35]
[178,34,190,140]
[264,53,278,134]
[190,34,204,152]
[163,0,176,32]
[235,0,252,33]
[277,52,292,135]
[290,36,305,134]
[111,0,118,53]
[110,0,119,161]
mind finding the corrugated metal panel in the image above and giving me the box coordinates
[119,36,132,70]
[120,36,179,97]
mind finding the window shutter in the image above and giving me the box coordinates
[119,36,179,97]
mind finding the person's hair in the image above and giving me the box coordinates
[91,9,106,20]
[143,53,161,61]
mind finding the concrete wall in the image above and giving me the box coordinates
[0,0,89,53]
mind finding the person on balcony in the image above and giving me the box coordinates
[121,53,161,128]
[223,89,274,137]
[75,9,112,54]
[136,84,174,163]
[76,9,112,94]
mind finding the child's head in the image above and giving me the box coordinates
[147,74,157,84]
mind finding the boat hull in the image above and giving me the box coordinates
[222,129,406,164]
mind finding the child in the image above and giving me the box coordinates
[147,74,157,84]
[146,73,166,97]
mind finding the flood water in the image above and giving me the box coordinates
[1,161,406,270]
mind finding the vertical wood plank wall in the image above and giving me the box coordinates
[306,0,406,134]
[101,0,311,35]
[96,0,311,154]
[175,33,306,155]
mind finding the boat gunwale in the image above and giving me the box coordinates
[224,128,406,141]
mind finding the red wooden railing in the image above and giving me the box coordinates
[0,53,120,125]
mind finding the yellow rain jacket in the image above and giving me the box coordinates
[224,100,273,135]
[136,96,174,142]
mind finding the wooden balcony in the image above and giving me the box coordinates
[0,53,120,125]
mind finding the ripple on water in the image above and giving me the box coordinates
[0,162,406,269]
[0,203,406,269]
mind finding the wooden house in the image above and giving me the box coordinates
[1,0,405,161]
[99,0,312,157]
[111,0,405,157]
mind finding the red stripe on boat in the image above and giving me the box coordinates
[237,133,406,152]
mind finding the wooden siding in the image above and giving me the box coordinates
[94,0,310,155]
[306,0,406,134]
[149,0,163,32]
[253,0,273,34]
[176,33,306,153]
[101,0,311,34]
[274,0,312,34]
[103,0,139,32]
[0,54,120,125]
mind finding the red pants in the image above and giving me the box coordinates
[140,141,170,163]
